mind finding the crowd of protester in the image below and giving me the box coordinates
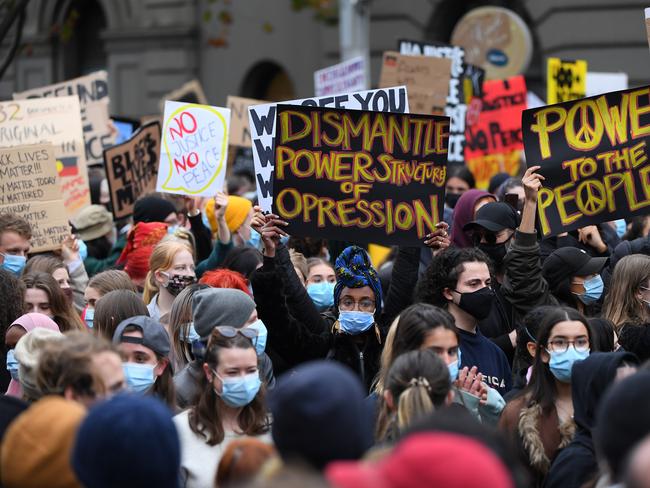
[0,163,649,488]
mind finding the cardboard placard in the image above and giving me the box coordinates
[465,75,527,188]
[314,56,367,97]
[272,105,449,245]
[103,121,162,219]
[399,40,467,163]
[248,86,410,212]
[522,85,650,237]
[547,58,587,104]
[159,80,209,112]
[0,144,69,252]
[227,96,267,148]
[586,72,628,98]
[14,71,114,166]
[378,51,451,117]
[156,101,230,197]
[0,96,90,217]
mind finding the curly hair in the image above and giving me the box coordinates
[415,247,493,307]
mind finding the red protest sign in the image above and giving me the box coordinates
[464,75,527,188]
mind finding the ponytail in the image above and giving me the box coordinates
[396,377,435,431]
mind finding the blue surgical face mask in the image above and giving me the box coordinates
[338,310,375,335]
[246,319,267,356]
[78,239,88,261]
[180,322,201,343]
[547,345,589,383]
[167,225,179,235]
[246,228,261,249]
[1,253,26,276]
[448,360,459,382]
[123,363,155,393]
[307,282,335,310]
[614,219,627,238]
[84,307,94,329]
[576,274,604,305]
[215,372,261,407]
[6,349,19,381]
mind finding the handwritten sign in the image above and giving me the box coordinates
[156,101,230,197]
[314,56,367,97]
[465,75,527,189]
[547,58,587,104]
[160,80,208,112]
[14,71,114,166]
[0,145,69,252]
[272,105,449,245]
[379,51,451,117]
[0,96,89,217]
[227,96,266,148]
[399,40,467,163]
[104,121,161,219]
[522,85,650,237]
[249,86,410,212]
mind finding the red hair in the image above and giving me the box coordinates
[199,269,251,296]
[124,245,154,282]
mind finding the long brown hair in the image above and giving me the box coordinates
[603,254,650,329]
[94,290,149,341]
[87,270,136,296]
[189,330,269,446]
[21,272,85,332]
[169,284,208,370]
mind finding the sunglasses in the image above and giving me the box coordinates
[470,230,499,245]
[213,326,258,345]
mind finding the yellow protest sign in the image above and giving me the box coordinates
[547,58,587,104]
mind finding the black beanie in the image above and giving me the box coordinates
[133,196,177,224]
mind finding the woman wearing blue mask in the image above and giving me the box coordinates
[499,307,592,487]
[173,327,271,488]
[305,258,336,311]
[169,283,210,372]
[112,316,175,408]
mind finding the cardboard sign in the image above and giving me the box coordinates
[103,121,162,219]
[547,58,587,104]
[379,51,451,117]
[0,96,90,217]
[314,56,367,97]
[249,86,410,212]
[465,75,527,188]
[160,80,208,112]
[14,71,114,166]
[586,72,628,98]
[227,96,267,148]
[0,144,69,252]
[399,40,467,163]
[156,101,230,197]
[272,105,449,245]
[522,85,650,237]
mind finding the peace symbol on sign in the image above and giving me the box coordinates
[574,104,599,145]
[576,180,607,216]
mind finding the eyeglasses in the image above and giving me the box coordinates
[338,297,375,313]
[547,337,590,353]
[213,326,258,345]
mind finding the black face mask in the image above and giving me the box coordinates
[164,274,197,296]
[445,192,462,209]
[478,242,508,267]
[455,287,496,321]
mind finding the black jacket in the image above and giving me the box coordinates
[539,224,620,263]
[545,351,638,488]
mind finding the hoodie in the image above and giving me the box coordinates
[544,351,638,488]
[450,190,495,248]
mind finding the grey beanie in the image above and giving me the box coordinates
[192,288,256,339]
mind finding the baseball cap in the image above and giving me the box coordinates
[542,247,608,289]
[463,202,519,233]
[112,316,170,357]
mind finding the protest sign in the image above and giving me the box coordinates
[586,72,628,97]
[249,85,410,212]
[103,121,161,219]
[314,56,367,97]
[227,96,266,148]
[451,6,533,80]
[14,71,114,166]
[0,144,69,252]
[399,39,467,163]
[160,80,209,112]
[522,85,650,237]
[156,101,230,197]
[465,75,527,188]
[547,58,587,104]
[0,96,90,217]
[272,104,449,245]
[379,51,451,117]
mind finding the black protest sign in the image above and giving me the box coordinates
[272,105,449,245]
[523,85,650,237]
[103,121,161,219]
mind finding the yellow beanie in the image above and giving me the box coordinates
[205,196,252,234]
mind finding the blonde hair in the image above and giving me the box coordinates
[603,254,650,329]
[289,250,308,282]
[373,315,400,394]
[143,240,193,304]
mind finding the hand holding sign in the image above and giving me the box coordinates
[577,225,608,254]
